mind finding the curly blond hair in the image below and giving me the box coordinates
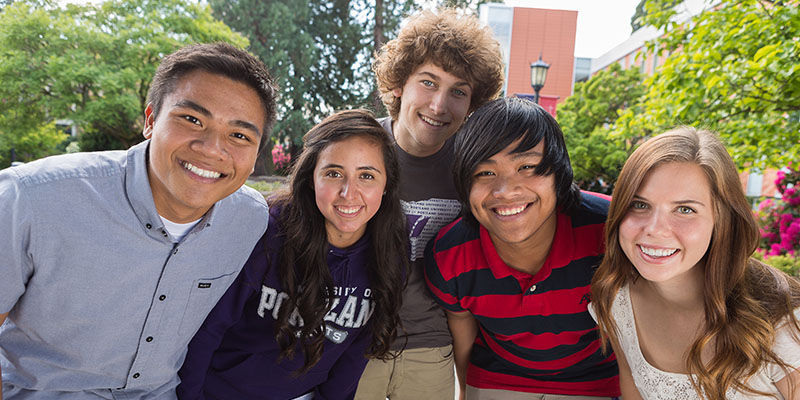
[373,9,504,120]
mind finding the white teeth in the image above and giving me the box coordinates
[183,162,221,179]
[336,206,361,215]
[495,205,526,216]
[639,246,677,258]
[420,115,445,127]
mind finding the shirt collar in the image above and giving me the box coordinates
[479,210,573,284]
[125,140,217,238]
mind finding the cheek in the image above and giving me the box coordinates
[365,188,384,216]
[313,179,332,210]
[618,216,639,249]
[468,186,486,214]
[675,219,714,253]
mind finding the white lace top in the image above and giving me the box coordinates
[589,285,800,399]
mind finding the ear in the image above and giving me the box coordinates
[392,88,402,98]
[142,103,156,139]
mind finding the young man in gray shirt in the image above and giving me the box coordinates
[0,43,277,399]
[356,9,504,399]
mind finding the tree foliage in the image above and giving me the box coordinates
[0,0,247,168]
[558,63,646,194]
[210,0,415,151]
[616,0,800,170]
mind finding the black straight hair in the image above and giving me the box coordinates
[453,97,581,227]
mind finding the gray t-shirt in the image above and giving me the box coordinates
[0,141,269,399]
[380,117,461,350]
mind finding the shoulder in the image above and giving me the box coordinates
[572,191,610,227]
[3,150,127,189]
[222,184,269,214]
[430,217,479,255]
[772,307,800,364]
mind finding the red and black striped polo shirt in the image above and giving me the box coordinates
[425,192,620,396]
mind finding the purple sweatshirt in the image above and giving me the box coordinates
[177,206,375,399]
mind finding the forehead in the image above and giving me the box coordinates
[638,162,711,198]
[410,61,472,86]
[316,136,385,167]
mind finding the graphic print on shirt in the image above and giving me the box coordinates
[403,198,461,261]
[257,285,374,344]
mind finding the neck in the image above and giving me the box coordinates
[491,212,557,276]
[496,240,552,276]
[643,264,706,311]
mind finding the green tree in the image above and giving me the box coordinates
[0,0,247,168]
[617,0,800,170]
[558,63,646,194]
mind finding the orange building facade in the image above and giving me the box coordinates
[480,4,577,117]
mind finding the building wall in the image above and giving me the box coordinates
[505,7,577,105]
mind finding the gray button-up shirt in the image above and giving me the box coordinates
[0,140,268,399]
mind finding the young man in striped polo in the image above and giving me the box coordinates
[425,97,620,399]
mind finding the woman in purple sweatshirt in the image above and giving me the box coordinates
[177,110,408,400]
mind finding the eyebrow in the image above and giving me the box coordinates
[632,195,707,207]
[174,100,262,138]
[416,71,473,90]
[320,164,383,174]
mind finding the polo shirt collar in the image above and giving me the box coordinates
[479,210,574,285]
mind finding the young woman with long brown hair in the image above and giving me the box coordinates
[590,127,800,399]
[176,109,407,399]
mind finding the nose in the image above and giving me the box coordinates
[491,173,522,199]
[192,131,227,160]
[339,178,357,200]
[642,208,670,236]
[429,90,447,115]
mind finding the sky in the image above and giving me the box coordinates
[503,0,642,58]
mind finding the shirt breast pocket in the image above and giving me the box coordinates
[178,272,237,335]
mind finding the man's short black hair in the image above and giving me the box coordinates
[146,42,278,150]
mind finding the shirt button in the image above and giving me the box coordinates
[529,285,537,293]
[146,336,153,342]
[173,248,178,255]
[145,223,152,229]
[132,373,140,379]
[159,295,166,301]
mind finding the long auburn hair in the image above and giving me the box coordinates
[591,127,800,399]
[268,109,407,373]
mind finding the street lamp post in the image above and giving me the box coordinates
[530,54,550,104]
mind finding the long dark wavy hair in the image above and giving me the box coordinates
[268,109,407,373]
[591,127,800,399]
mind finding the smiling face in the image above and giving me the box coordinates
[313,136,387,249]
[619,162,715,285]
[468,139,558,257]
[144,70,265,223]
[392,62,472,157]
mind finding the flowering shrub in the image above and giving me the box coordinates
[756,165,800,257]
[271,141,292,175]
